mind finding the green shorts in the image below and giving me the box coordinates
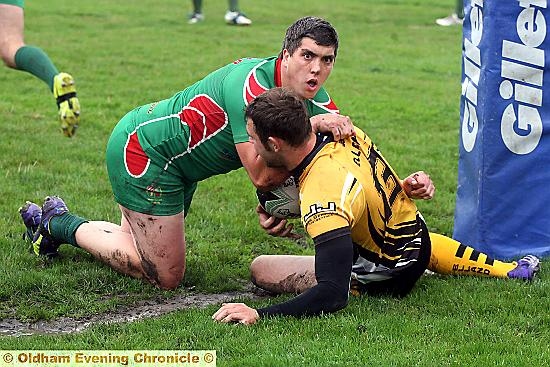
[106,105,196,216]
[0,0,24,8]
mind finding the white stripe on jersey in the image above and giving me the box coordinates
[340,172,355,209]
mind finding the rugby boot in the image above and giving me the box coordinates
[224,11,252,25]
[19,201,42,242]
[507,255,540,281]
[53,72,80,137]
[31,196,69,257]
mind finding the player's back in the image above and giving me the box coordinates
[133,58,273,183]
[299,128,420,265]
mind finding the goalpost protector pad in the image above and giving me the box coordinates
[454,0,550,259]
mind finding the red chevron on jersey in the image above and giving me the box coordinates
[311,96,339,114]
[244,60,270,104]
[124,131,151,178]
[179,94,228,150]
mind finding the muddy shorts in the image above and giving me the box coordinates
[106,107,196,217]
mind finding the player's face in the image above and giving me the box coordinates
[281,37,335,100]
[246,119,285,168]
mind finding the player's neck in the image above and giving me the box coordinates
[284,133,317,171]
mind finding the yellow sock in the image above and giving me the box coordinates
[428,233,517,278]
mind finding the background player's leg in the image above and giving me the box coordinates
[0,5,58,90]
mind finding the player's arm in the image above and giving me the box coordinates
[255,228,354,317]
[235,141,289,191]
[309,114,355,141]
[212,228,354,324]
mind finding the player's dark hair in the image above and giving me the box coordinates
[245,88,311,148]
[279,16,339,58]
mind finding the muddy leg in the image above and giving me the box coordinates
[250,255,316,294]
[76,205,186,290]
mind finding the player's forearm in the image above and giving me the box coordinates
[257,231,354,318]
[257,281,349,317]
[236,142,289,190]
[245,159,289,191]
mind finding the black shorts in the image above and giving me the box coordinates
[350,217,431,298]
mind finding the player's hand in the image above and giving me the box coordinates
[212,303,259,325]
[256,205,302,239]
[310,114,356,141]
[402,171,435,200]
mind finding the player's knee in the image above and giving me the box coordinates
[142,260,185,290]
[0,52,14,67]
[0,44,21,68]
[156,271,184,290]
[250,255,268,286]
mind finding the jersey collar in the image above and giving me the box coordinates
[291,133,333,178]
[274,57,282,87]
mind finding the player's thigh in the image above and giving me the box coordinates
[251,255,316,294]
[120,205,186,275]
[0,4,24,64]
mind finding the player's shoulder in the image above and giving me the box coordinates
[227,57,277,105]
[302,149,347,189]
[223,56,275,76]
[308,88,339,114]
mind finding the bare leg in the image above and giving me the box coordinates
[0,4,25,67]
[250,255,316,294]
[75,205,186,290]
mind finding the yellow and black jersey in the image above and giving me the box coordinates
[292,128,424,269]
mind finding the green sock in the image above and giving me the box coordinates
[49,213,87,247]
[456,0,464,19]
[14,46,59,92]
[192,0,202,13]
[228,0,239,12]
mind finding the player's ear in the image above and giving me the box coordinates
[267,137,280,152]
[282,49,290,67]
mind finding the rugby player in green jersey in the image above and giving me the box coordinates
[0,0,80,136]
[19,17,358,290]
[212,88,540,325]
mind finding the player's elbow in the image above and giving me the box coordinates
[246,168,288,192]
[317,283,350,313]
[326,291,349,313]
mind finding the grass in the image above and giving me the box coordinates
[1,0,549,366]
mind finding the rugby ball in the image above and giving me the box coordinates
[257,176,301,219]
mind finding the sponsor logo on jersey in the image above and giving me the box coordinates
[146,101,159,114]
[303,201,337,223]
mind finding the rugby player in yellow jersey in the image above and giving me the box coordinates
[212,88,540,325]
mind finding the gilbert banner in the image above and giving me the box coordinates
[454,0,550,259]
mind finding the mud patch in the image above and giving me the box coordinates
[269,272,317,294]
[0,288,267,337]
